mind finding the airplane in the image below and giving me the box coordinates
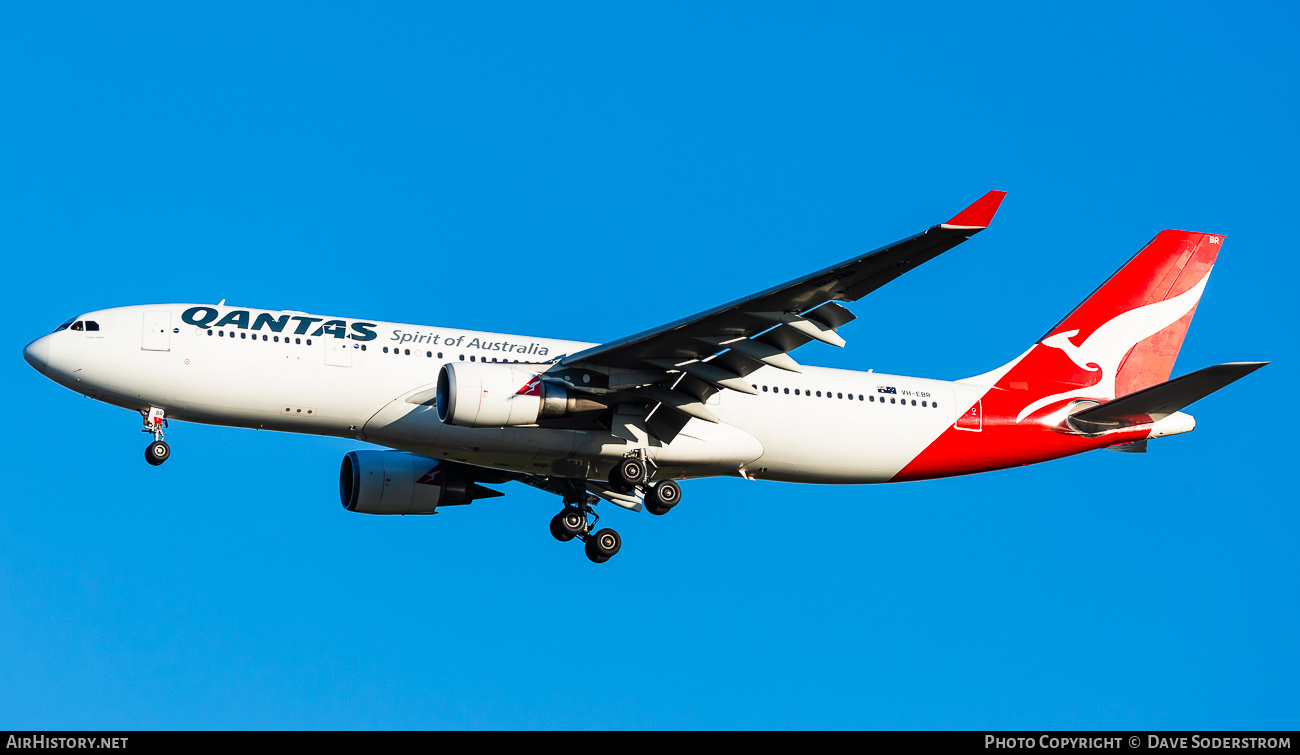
[22,191,1266,563]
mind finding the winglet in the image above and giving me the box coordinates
[942,190,1007,229]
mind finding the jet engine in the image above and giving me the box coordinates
[339,450,498,515]
[436,361,602,427]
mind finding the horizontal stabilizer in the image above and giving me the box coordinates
[1069,361,1267,433]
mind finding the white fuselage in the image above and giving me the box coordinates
[29,304,974,484]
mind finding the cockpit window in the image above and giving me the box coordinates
[54,317,99,333]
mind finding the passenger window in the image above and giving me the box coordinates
[240,332,247,339]
[383,347,389,353]
[438,352,444,359]
[816,391,821,397]
[837,393,843,399]
[762,386,768,392]
[295,338,301,344]
[470,355,475,362]
[426,351,432,357]
[307,339,313,346]
[784,388,790,394]
[890,398,896,404]
[911,400,917,406]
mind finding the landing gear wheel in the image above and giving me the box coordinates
[549,512,573,542]
[645,480,681,515]
[609,458,647,494]
[145,440,170,466]
[551,508,587,541]
[585,528,621,563]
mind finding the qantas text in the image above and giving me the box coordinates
[182,307,377,341]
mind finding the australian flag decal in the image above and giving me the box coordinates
[876,386,897,394]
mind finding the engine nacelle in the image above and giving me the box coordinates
[339,451,478,515]
[436,361,598,427]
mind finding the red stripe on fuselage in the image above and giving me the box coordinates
[891,395,1150,482]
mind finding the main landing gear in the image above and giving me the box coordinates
[548,479,623,563]
[142,407,170,466]
[608,452,682,517]
[546,451,685,563]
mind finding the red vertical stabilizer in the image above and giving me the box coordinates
[893,230,1223,482]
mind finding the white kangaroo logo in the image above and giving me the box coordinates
[1015,270,1212,423]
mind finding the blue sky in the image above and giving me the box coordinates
[2,2,1296,730]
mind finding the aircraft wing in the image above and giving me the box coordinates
[556,191,1007,440]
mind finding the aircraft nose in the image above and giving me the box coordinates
[23,335,51,376]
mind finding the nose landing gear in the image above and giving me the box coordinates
[146,440,170,466]
[141,407,170,466]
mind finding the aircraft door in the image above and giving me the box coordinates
[952,384,983,431]
[142,310,171,351]
[325,339,353,367]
